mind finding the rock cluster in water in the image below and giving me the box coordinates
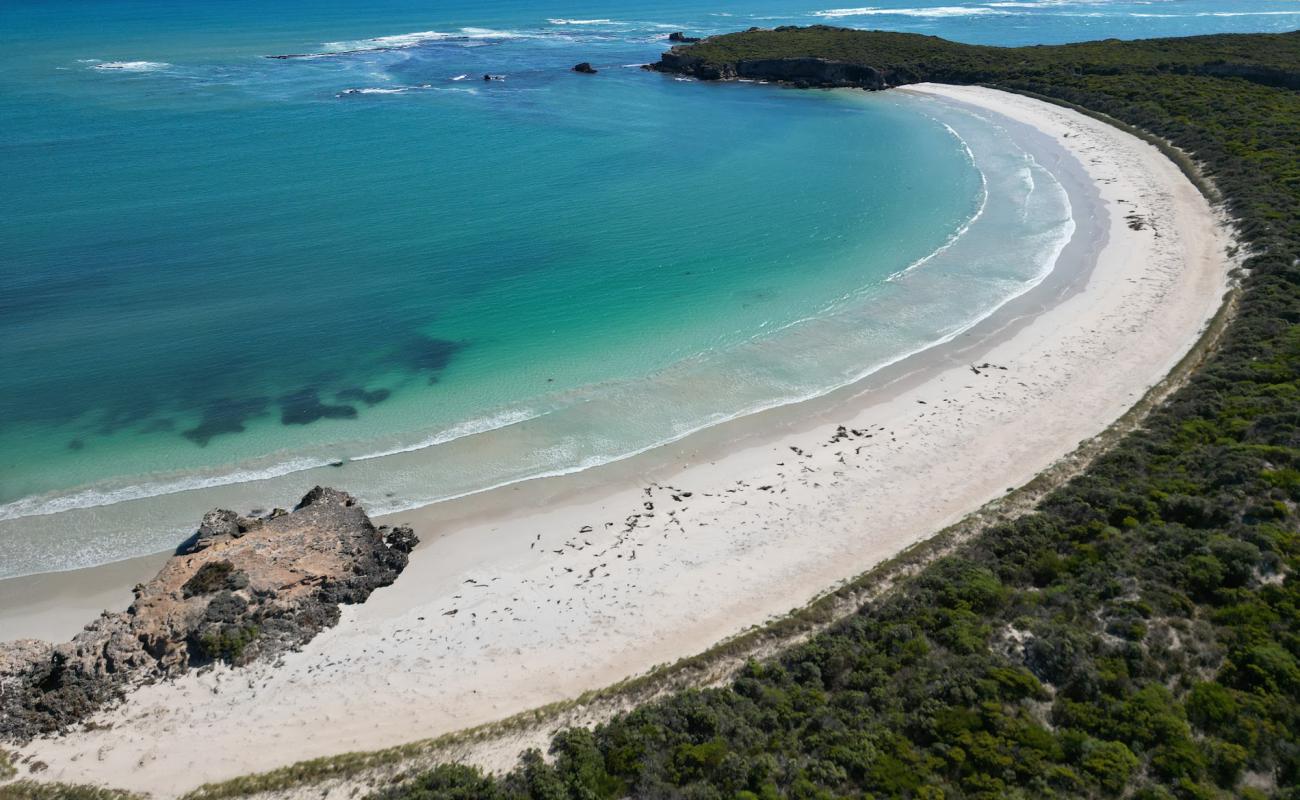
[0,487,417,741]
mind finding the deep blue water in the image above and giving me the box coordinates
[1,0,1296,577]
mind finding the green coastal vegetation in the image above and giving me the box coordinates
[0,783,143,800]
[5,26,1299,800]
[367,28,1300,800]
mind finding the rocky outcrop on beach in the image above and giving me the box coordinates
[0,487,417,741]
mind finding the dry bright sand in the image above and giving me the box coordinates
[13,85,1234,795]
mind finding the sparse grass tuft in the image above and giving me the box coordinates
[0,781,147,800]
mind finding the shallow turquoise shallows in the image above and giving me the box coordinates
[2,0,1297,577]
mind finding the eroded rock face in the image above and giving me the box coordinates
[649,50,902,89]
[0,487,417,741]
[739,58,892,88]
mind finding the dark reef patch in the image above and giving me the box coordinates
[182,397,270,446]
[279,390,357,426]
[44,333,461,450]
[337,387,391,406]
[390,335,465,381]
[95,404,154,436]
[139,417,175,434]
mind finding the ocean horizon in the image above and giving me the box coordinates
[2,0,1297,579]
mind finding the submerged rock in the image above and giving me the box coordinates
[182,396,269,446]
[0,487,417,741]
[572,62,597,74]
[279,389,357,426]
[391,334,464,376]
[337,387,391,406]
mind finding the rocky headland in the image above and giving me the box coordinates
[647,24,1300,92]
[646,26,914,89]
[650,51,899,89]
[0,487,416,741]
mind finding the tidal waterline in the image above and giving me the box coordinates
[5,0,1286,578]
[0,82,1070,577]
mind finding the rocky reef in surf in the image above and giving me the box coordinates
[0,487,417,741]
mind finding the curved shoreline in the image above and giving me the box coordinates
[0,88,1079,635]
[0,93,1028,584]
[9,86,1233,795]
[0,89,1059,585]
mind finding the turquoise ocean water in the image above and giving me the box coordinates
[1,0,1296,578]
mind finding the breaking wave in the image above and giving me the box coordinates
[0,457,338,521]
[814,6,1007,18]
[91,61,171,71]
[323,27,527,51]
[0,406,548,521]
[547,18,619,25]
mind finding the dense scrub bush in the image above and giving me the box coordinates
[181,560,248,598]
[375,28,1300,800]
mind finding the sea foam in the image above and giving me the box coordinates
[887,121,989,281]
[92,61,170,71]
[350,408,545,462]
[322,27,527,53]
[814,6,1006,18]
[0,408,545,520]
[0,457,338,521]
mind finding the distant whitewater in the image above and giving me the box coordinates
[91,60,171,71]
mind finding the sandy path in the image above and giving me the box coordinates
[13,85,1232,795]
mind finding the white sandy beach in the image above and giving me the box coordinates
[10,85,1233,795]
